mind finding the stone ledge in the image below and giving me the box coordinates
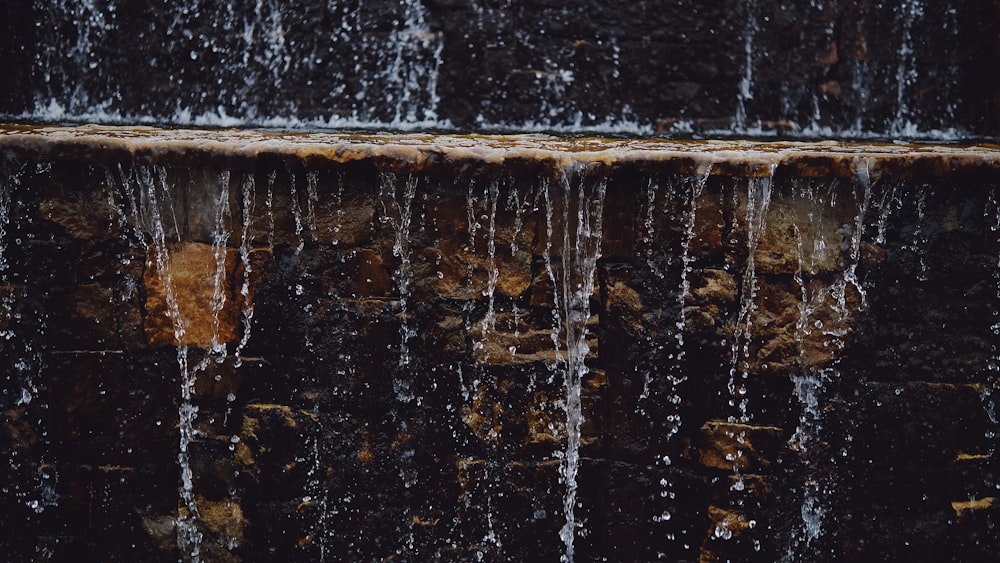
[2,124,999,180]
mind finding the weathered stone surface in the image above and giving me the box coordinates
[472,312,598,367]
[697,421,785,473]
[234,403,319,487]
[40,187,120,240]
[143,242,242,348]
[750,197,853,276]
[184,170,241,244]
[4,139,1000,562]
[748,277,863,375]
[184,495,246,563]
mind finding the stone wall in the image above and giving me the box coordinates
[1,0,998,137]
[1,128,1000,561]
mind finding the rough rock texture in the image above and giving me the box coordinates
[1,136,999,562]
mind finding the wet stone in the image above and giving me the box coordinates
[143,242,242,349]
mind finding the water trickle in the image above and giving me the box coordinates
[845,157,874,305]
[911,186,930,282]
[729,164,775,426]
[208,170,232,359]
[0,161,11,283]
[386,0,444,124]
[982,190,1000,492]
[891,0,925,136]
[722,164,774,508]
[124,164,204,562]
[541,164,606,563]
[233,173,256,365]
[288,166,306,254]
[734,0,759,132]
[380,173,418,399]
[305,170,320,235]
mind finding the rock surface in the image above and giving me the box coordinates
[0,134,998,561]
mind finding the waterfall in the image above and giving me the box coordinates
[125,165,204,561]
[729,165,775,429]
[733,0,759,132]
[1,128,999,560]
[9,0,988,137]
[540,164,606,562]
[380,172,418,382]
[890,0,924,137]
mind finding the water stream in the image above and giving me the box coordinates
[9,0,986,138]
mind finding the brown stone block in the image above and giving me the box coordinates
[62,282,144,350]
[143,242,245,349]
[39,174,121,240]
[601,180,635,259]
[706,505,756,538]
[235,403,319,486]
[184,169,241,244]
[697,421,784,473]
[407,184,534,301]
[699,505,762,563]
[604,279,644,336]
[2,406,39,452]
[531,178,606,261]
[638,177,727,266]
[526,376,604,448]
[192,356,266,404]
[729,180,858,276]
[178,495,246,563]
[247,168,300,247]
[689,269,738,308]
[312,189,377,248]
[472,311,597,366]
[330,247,395,298]
[528,265,600,311]
[689,182,727,263]
[747,277,862,375]
[462,386,507,445]
[951,497,996,523]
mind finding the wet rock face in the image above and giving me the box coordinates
[1,140,1000,562]
[0,0,997,136]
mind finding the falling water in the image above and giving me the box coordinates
[982,191,1000,496]
[233,173,256,365]
[655,165,714,524]
[380,173,418,396]
[466,176,506,558]
[890,0,924,136]
[730,166,775,425]
[783,185,828,559]
[733,0,759,132]
[0,161,10,284]
[721,163,775,520]
[541,165,606,563]
[124,164,204,561]
[385,0,444,124]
